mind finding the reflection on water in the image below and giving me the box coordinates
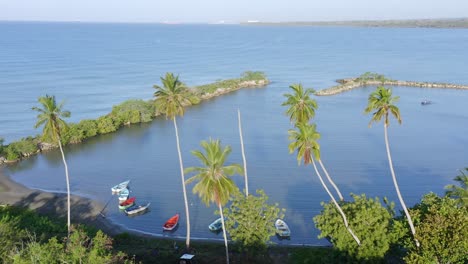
[7,85,468,245]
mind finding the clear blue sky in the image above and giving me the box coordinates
[1,0,466,23]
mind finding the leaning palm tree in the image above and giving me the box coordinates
[282,84,344,200]
[153,73,197,249]
[288,123,361,245]
[365,86,419,247]
[237,109,249,196]
[32,95,71,236]
[185,139,243,264]
[282,83,318,124]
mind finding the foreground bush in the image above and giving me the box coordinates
[314,194,401,261]
[402,193,468,264]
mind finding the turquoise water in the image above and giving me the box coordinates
[2,22,468,245]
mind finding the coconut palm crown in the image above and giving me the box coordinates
[288,122,321,165]
[365,86,401,127]
[282,84,318,124]
[33,95,70,142]
[185,139,243,205]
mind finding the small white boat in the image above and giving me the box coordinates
[208,217,223,232]
[118,188,130,202]
[111,180,130,193]
[275,219,291,237]
[125,203,150,215]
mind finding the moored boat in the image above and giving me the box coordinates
[163,213,179,231]
[118,197,136,210]
[125,202,150,215]
[111,180,130,193]
[275,219,291,237]
[118,188,130,202]
[208,217,223,232]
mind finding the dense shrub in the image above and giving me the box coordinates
[223,189,285,255]
[96,116,118,134]
[314,194,402,261]
[0,137,4,155]
[111,99,155,125]
[78,119,99,138]
[3,137,39,160]
[402,193,468,264]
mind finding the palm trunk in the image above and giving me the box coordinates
[318,159,344,201]
[57,139,71,237]
[174,118,191,249]
[384,124,419,248]
[311,159,361,245]
[238,109,249,196]
[218,202,230,264]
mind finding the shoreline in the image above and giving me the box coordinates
[0,166,125,236]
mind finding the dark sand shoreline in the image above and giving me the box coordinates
[0,166,127,236]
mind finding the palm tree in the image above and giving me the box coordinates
[32,95,72,236]
[282,84,344,201]
[153,73,197,249]
[282,83,318,124]
[445,168,468,207]
[237,109,249,196]
[365,86,419,247]
[185,139,243,264]
[288,123,361,245]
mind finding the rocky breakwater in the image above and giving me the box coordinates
[199,79,269,100]
[315,77,468,96]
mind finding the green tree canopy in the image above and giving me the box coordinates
[445,168,468,207]
[223,189,285,254]
[282,84,317,124]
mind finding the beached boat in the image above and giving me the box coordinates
[118,197,135,210]
[163,214,179,231]
[118,188,130,202]
[208,217,223,232]
[125,203,150,215]
[111,180,130,193]
[275,219,291,237]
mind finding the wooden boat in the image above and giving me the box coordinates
[125,203,150,215]
[118,197,135,210]
[111,180,130,193]
[208,217,223,232]
[275,219,291,237]
[163,214,179,231]
[118,188,130,202]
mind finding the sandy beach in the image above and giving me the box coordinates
[0,166,125,236]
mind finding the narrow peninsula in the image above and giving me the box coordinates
[315,72,468,96]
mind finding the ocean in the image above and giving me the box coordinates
[1,22,468,245]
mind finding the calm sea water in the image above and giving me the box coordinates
[1,22,468,245]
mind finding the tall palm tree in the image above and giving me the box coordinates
[282,83,318,124]
[288,123,361,245]
[365,86,419,247]
[282,84,344,200]
[237,109,249,196]
[32,95,72,236]
[153,73,197,249]
[185,139,243,264]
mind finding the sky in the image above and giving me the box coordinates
[0,0,467,23]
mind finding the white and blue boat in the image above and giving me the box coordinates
[111,180,130,193]
[118,188,130,202]
[208,217,223,231]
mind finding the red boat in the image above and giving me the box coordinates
[118,197,136,209]
[163,213,179,231]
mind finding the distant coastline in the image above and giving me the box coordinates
[241,18,468,28]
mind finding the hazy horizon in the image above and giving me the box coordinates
[1,0,467,24]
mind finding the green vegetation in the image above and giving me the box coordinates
[356,72,395,84]
[195,71,267,96]
[314,194,401,261]
[223,189,285,256]
[0,72,268,164]
[445,168,468,207]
